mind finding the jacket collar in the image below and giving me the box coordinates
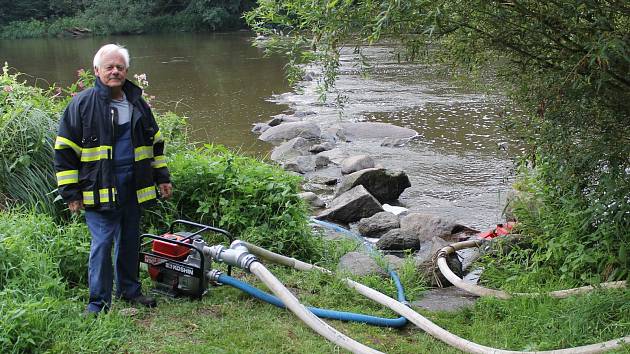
[94,78,143,103]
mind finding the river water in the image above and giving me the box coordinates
[0,32,519,229]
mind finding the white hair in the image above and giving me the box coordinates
[93,44,130,69]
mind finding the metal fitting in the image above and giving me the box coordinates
[206,269,223,283]
[203,241,258,272]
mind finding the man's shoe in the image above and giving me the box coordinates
[125,294,157,308]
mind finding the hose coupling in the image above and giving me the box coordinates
[203,241,258,271]
[206,269,223,284]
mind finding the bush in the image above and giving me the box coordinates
[163,145,322,261]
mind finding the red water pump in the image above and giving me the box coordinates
[139,220,232,298]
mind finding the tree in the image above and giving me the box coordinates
[247,0,630,281]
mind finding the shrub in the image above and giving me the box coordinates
[163,145,322,261]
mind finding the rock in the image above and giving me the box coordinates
[268,114,301,126]
[315,154,330,168]
[316,185,383,224]
[381,137,410,147]
[309,142,335,153]
[259,121,321,142]
[376,228,420,251]
[400,213,478,242]
[338,252,386,277]
[382,203,409,216]
[341,155,376,175]
[336,168,411,204]
[383,255,405,270]
[283,156,316,174]
[270,137,314,162]
[337,122,417,141]
[251,123,270,134]
[356,211,400,237]
[411,287,478,312]
[316,147,348,165]
[305,173,339,186]
[298,192,326,208]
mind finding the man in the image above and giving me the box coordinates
[54,44,173,314]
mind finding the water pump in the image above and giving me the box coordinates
[138,220,232,298]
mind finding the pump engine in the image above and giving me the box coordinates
[139,220,232,298]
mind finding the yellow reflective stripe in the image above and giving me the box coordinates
[134,146,153,161]
[55,136,81,156]
[83,191,94,205]
[99,188,116,203]
[81,146,112,162]
[151,155,167,169]
[153,130,163,144]
[56,170,78,186]
[136,186,156,203]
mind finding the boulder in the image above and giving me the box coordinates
[356,212,400,237]
[316,148,348,165]
[338,252,386,277]
[336,168,410,204]
[267,114,300,126]
[298,192,326,209]
[337,122,417,141]
[383,255,405,270]
[381,137,410,147]
[376,228,420,251]
[316,185,383,224]
[251,123,270,134]
[400,213,478,242]
[293,110,316,118]
[270,137,313,162]
[309,142,335,153]
[315,155,330,168]
[283,156,316,174]
[259,121,320,142]
[341,155,376,175]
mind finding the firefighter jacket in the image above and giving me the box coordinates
[54,78,170,210]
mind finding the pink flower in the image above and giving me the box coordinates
[77,69,85,76]
[78,81,85,89]
[3,85,13,92]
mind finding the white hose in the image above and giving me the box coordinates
[243,242,630,354]
[249,261,383,354]
[344,278,630,354]
[436,240,628,299]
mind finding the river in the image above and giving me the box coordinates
[0,32,519,229]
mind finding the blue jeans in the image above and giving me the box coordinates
[85,165,141,312]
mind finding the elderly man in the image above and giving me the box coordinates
[54,44,172,314]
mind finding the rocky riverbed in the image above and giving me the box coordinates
[252,45,520,309]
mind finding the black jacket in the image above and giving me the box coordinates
[54,78,170,210]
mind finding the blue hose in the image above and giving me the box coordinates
[218,273,408,328]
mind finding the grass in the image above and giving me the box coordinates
[115,262,630,354]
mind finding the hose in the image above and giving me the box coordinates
[436,240,628,299]
[217,273,407,328]
[248,261,384,354]
[244,242,630,354]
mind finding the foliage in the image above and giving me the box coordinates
[0,210,131,353]
[0,0,256,38]
[161,145,321,261]
[247,0,630,282]
[0,64,66,216]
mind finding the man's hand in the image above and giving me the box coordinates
[158,183,173,199]
[68,200,84,214]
